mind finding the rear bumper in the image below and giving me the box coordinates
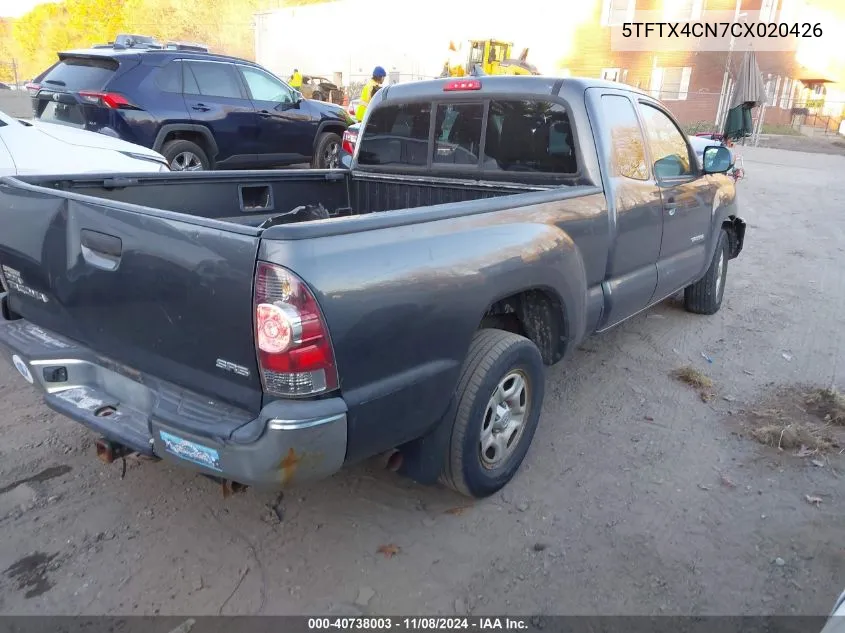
[0,295,347,488]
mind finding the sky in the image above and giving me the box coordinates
[0,0,53,18]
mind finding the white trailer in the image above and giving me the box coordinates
[253,0,566,89]
[254,0,445,88]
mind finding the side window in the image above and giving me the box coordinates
[155,61,182,93]
[357,103,432,167]
[433,103,483,166]
[639,103,693,179]
[483,100,577,175]
[600,95,648,181]
[184,62,243,99]
[240,66,294,103]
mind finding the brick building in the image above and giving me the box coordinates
[559,0,809,129]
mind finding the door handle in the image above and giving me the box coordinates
[258,110,274,117]
[191,104,211,112]
[80,229,122,271]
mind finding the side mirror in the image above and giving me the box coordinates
[702,145,733,174]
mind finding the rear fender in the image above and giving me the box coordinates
[314,120,349,150]
[397,224,588,482]
[153,124,219,158]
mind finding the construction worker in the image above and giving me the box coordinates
[289,68,303,90]
[446,41,466,77]
[355,66,387,121]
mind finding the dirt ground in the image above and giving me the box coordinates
[0,145,844,617]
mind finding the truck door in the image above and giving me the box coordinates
[588,91,663,329]
[637,102,712,300]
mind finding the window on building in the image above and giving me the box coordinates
[601,68,622,82]
[767,75,782,106]
[639,103,693,179]
[600,95,648,180]
[779,78,793,109]
[601,0,636,26]
[649,67,692,101]
[759,0,777,22]
[664,0,704,22]
[357,103,432,167]
[483,100,578,175]
[433,103,484,166]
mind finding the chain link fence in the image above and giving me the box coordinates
[655,89,844,141]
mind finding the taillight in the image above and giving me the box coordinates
[254,261,338,398]
[443,79,482,91]
[25,82,40,96]
[78,91,133,109]
[342,129,358,155]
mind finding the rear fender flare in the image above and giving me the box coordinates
[153,124,219,159]
[313,120,349,151]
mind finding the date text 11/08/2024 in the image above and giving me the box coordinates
[308,618,530,631]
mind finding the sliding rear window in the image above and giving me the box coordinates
[39,56,119,91]
[357,98,578,178]
[357,103,431,167]
[483,100,577,175]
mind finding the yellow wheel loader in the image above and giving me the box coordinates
[442,39,540,78]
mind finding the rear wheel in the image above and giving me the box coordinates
[162,139,210,171]
[440,329,545,498]
[312,132,342,169]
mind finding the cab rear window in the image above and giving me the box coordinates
[483,100,577,175]
[39,57,119,91]
[357,98,577,177]
[357,103,431,167]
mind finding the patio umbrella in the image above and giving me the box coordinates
[723,50,767,140]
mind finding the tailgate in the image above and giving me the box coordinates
[0,180,264,413]
[32,54,128,129]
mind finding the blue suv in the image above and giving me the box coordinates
[28,38,352,170]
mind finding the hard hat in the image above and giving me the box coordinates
[373,66,387,78]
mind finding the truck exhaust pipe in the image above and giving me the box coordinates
[95,437,132,464]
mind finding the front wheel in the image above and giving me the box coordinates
[684,229,729,315]
[440,329,545,498]
[312,132,342,169]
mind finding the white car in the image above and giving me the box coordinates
[0,109,169,176]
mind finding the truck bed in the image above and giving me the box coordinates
[14,169,545,229]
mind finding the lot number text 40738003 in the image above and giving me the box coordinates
[308,618,530,630]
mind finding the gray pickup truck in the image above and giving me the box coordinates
[0,76,744,499]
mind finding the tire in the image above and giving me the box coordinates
[684,229,729,315]
[311,132,342,169]
[312,91,325,101]
[161,139,210,171]
[441,329,545,498]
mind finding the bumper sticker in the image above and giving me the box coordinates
[159,431,221,472]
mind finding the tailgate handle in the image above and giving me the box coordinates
[81,230,122,271]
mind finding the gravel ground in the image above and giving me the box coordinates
[0,145,844,617]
